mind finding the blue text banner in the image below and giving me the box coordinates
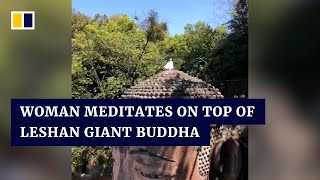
[11,99,265,146]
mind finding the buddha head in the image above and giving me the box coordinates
[113,70,247,179]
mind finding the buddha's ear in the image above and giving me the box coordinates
[199,141,222,179]
[220,139,242,180]
[210,141,224,173]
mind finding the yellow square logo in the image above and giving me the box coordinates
[11,11,35,30]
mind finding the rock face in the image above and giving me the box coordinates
[113,70,247,180]
[121,70,224,99]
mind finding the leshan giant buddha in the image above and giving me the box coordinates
[112,61,248,180]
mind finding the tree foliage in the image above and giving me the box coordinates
[72,146,113,177]
[72,5,247,99]
[72,11,170,99]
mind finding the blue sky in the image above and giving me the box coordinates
[73,0,233,35]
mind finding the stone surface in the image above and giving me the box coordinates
[121,70,224,99]
[113,70,247,180]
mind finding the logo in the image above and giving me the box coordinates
[11,11,35,30]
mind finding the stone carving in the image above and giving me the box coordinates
[114,70,247,180]
[121,70,224,99]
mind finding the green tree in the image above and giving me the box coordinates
[141,10,168,43]
[157,34,188,70]
[93,13,109,25]
[180,22,228,81]
[72,12,167,98]
[179,0,248,89]
[72,146,113,178]
[72,10,91,36]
